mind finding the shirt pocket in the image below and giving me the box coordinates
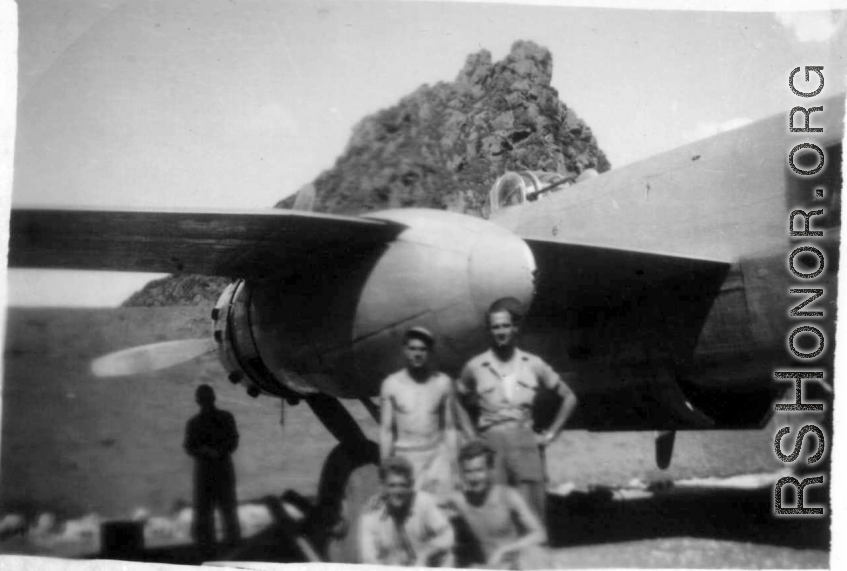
[514,378,539,405]
[517,378,538,391]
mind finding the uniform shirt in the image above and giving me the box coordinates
[458,349,565,430]
[359,491,455,566]
[449,484,543,562]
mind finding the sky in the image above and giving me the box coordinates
[4,0,847,306]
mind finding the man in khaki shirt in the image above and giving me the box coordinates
[359,456,455,566]
[457,298,578,520]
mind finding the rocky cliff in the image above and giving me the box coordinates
[125,41,609,306]
[122,275,231,307]
[278,40,609,216]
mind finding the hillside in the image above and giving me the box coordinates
[277,40,609,215]
[124,40,609,307]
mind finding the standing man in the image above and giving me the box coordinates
[184,384,241,555]
[380,326,473,502]
[457,298,578,520]
[359,456,455,567]
[446,441,549,570]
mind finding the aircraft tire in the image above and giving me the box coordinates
[314,439,380,563]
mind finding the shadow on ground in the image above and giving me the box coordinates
[547,484,829,551]
[94,483,829,566]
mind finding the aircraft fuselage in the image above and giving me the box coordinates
[200,98,844,434]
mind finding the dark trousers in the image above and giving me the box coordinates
[193,460,241,553]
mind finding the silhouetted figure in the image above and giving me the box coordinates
[184,384,241,556]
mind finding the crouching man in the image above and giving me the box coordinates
[359,456,455,567]
[446,441,550,570]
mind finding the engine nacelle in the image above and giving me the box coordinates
[212,209,536,399]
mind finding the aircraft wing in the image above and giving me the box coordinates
[525,237,731,352]
[524,237,734,429]
[8,207,404,278]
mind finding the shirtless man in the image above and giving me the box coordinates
[458,298,578,520]
[447,441,549,570]
[380,326,471,502]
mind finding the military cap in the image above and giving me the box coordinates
[403,326,435,348]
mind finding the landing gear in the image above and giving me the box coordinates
[313,440,380,562]
[655,430,675,469]
[304,394,380,563]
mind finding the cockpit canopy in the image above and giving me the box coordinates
[488,169,598,214]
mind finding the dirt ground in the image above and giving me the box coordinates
[0,307,831,567]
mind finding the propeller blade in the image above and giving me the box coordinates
[292,182,316,211]
[91,338,217,377]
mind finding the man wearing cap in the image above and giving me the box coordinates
[457,298,578,521]
[379,326,471,503]
[184,384,242,555]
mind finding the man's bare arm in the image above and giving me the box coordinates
[454,368,479,441]
[546,381,578,443]
[488,488,547,565]
[414,529,454,567]
[415,500,455,566]
[454,399,478,442]
[379,382,395,461]
[443,382,460,461]
[538,367,578,446]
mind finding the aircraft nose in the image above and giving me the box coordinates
[469,225,536,315]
